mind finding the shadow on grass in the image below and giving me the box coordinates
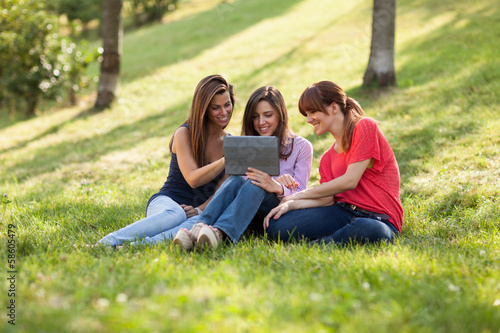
[5,11,325,185]
[1,0,305,130]
[5,101,187,184]
[0,107,104,156]
[119,0,305,83]
[0,112,26,131]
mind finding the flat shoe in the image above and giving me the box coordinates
[173,228,194,251]
[190,222,206,241]
[197,225,223,249]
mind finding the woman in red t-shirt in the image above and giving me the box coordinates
[264,81,403,244]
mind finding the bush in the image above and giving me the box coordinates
[0,0,93,116]
[128,0,179,27]
[54,0,103,36]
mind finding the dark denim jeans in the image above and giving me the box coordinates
[265,202,398,245]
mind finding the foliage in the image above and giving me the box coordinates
[0,0,499,331]
[128,0,179,26]
[0,0,94,116]
[53,0,103,35]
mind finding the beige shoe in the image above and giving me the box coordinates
[190,222,205,240]
[197,225,223,249]
[173,222,205,251]
[173,229,194,251]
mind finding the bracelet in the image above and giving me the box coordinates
[195,207,202,215]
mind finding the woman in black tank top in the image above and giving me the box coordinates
[97,75,234,247]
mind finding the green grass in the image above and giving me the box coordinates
[1,0,499,331]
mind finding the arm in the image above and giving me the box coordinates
[279,138,313,198]
[245,137,313,196]
[263,196,334,229]
[284,158,373,202]
[173,127,225,188]
[263,158,372,228]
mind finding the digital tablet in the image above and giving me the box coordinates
[223,136,280,176]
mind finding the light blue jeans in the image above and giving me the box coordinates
[194,176,280,243]
[98,195,195,246]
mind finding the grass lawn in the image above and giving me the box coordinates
[1,0,499,331]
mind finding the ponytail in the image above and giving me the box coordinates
[340,97,365,152]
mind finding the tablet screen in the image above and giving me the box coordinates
[223,136,280,176]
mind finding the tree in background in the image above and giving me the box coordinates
[0,0,92,116]
[94,0,123,110]
[363,0,396,87]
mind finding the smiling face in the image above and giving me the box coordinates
[207,91,233,128]
[305,103,340,136]
[252,100,280,136]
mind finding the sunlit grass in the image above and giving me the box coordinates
[1,0,499,331]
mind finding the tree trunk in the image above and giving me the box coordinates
[69,87,77,106]
[26,95,38,117]
[95,0,123,110]
[363,0,396,87]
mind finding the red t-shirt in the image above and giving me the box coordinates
[319,117,403,231]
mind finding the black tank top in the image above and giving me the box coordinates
[147,124,225,208]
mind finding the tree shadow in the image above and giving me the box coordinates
[4,14,330,185]
[118,0,306,84]
[1,0,305,129]
[0,112,25,131]
[4,101,188,183]
[0,107,102,156]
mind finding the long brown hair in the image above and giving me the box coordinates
[241,85,294,159]
[298,81,364,152]
[170,75,234,166]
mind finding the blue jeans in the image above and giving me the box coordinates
[196,176,280,243]
[98,195,191,246]
[265,202,398,245]
[133,215,200,246]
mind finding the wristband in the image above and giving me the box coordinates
[195,207,202,215]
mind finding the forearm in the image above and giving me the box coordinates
[197,199,210,211]
[293,178,351,200]
[289,196,334,210]
[185,157,225,188]
[293,159,372,200]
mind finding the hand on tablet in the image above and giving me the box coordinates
[246,167,283,194]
